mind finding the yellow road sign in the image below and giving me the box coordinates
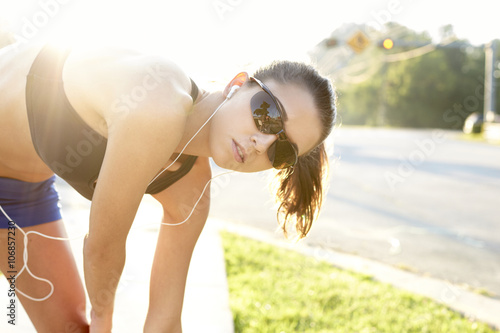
[347,31,370,53]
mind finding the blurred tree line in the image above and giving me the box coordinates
[311,23,500,129]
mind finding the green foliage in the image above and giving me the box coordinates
[384,50,469,128]
[221,231,499,333]
[317,23,499,129]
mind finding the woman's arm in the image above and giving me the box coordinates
[82,64,192,332]
[144,157,212,332]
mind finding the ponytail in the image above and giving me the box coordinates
[274,143,329,239]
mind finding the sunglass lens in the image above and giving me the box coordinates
[251,90,297,169]
[251,91,281,134]
[268,140,297,169]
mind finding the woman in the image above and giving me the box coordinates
[0,41,336,332]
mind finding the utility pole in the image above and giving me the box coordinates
[484,41,497,122]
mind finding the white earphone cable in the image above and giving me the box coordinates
[0,95,233,302]
[148,96,229,186]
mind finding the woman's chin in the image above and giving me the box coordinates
[211,155,272,173]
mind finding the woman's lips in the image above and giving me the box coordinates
[232,140,245,163]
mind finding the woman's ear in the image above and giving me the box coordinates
[223,72,249,99]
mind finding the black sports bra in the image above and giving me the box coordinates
[26,45,199,200]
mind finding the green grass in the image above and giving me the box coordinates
[220,231,499,333]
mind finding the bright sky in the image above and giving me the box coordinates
[0,0,498,84]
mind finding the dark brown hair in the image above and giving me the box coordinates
[253,61,336,239]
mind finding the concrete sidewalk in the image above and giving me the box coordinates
[0,186,234,332]
[112,219,234,333]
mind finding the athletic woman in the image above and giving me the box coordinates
[0,41,336,332]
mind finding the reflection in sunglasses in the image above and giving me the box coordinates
[250,77,298,169]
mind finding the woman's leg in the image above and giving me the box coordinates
[0,220,89,333]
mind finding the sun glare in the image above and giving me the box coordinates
[1,0,496,84]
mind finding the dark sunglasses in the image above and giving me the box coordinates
[249,77,298,169]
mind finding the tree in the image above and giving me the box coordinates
[312,23,498,129]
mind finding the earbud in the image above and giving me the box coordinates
[226,85,240,100]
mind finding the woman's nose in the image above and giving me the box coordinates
[251,132,277,154]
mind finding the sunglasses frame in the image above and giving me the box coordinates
[249,77,298,169]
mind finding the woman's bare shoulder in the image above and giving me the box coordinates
[64,45,193,122]
[66,45,190,93]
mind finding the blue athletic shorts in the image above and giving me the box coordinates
[0,176,62,228]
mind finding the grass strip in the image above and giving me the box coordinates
[220,231,498,333]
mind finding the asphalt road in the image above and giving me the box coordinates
[209,127,500,298]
